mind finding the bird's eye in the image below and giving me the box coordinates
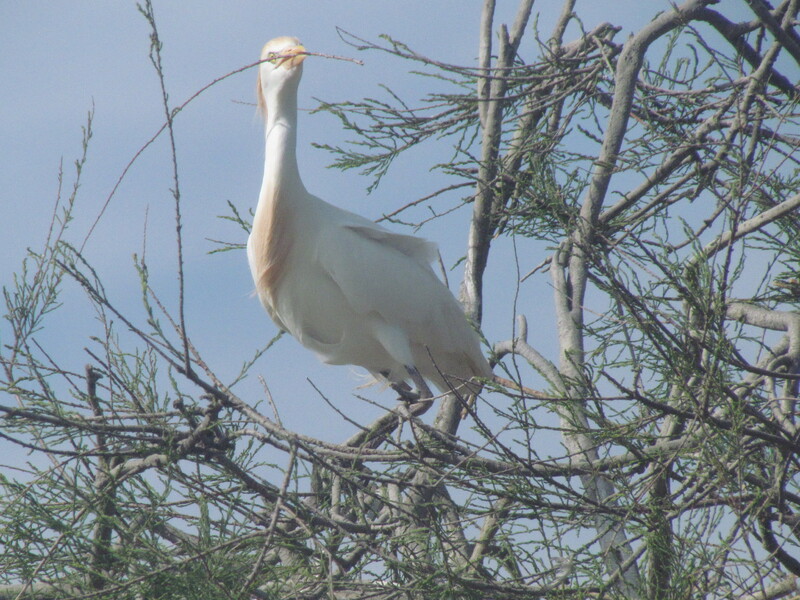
[265,51,287,65]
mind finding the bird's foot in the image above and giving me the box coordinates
[405,365,433,401]
[390,381,421,402]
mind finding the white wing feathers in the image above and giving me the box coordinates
[315,218,490,389]
[343,224,439,267]
[319,224,441,320]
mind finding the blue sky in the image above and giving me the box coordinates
[1,1,735,444]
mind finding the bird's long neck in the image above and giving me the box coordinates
[260,84,303,200]
[251,82,304,300]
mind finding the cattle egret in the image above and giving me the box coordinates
[247,36,492,400]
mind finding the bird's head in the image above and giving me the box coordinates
[257,36,306,117]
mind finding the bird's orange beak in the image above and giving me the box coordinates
[278,45,306,68]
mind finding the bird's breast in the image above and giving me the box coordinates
[248,189,296,308]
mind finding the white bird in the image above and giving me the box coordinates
[247,36,491,401]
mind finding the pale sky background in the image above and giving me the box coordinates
[0,2,754,448]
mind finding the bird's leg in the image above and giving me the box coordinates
[379,370,418,402]
[405,365,433,400]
